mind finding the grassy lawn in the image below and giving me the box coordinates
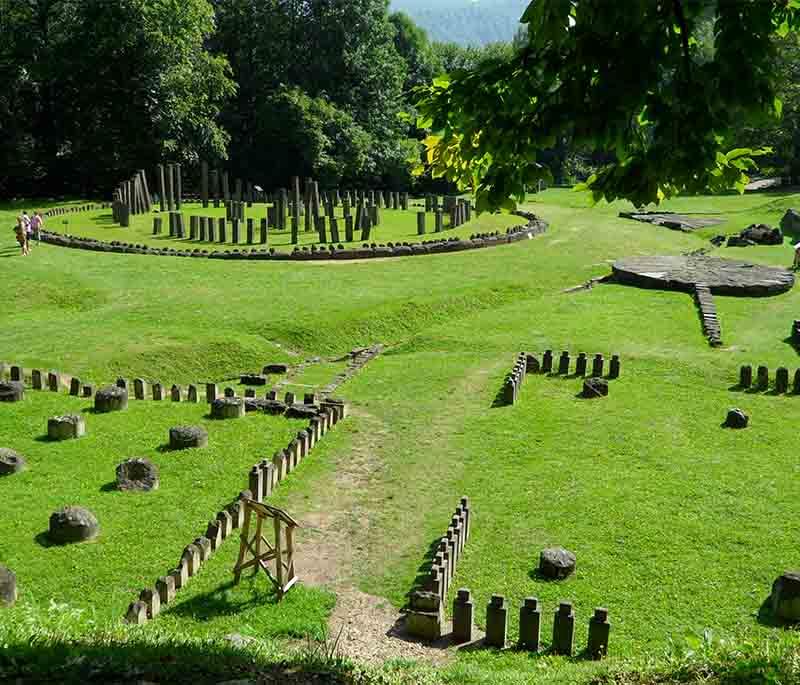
[2,187,800,682]
[0,389,333,640]
[32,201,523,253]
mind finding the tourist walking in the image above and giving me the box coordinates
[30,211,43,242]
[14,216,29,256]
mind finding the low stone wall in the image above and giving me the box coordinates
[405,498,471,640]
[449,592,610,658]
[738,364,800,394]
[124,397,348,624]
[38,212,547,262]
[501,350,621,404]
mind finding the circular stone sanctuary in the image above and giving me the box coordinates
[612,255,795,296]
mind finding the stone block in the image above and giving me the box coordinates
[194,536,212,562]
[757,365,769,390]
[552,602,575,655]
[575,353,587,377]
[217,509,233,539]
[224,387,236,398]
[485,595,508,648]
[587,607,610,659]
[169,426,208,449]
[211,398,245,419]
[542,350,553,373]
[125,600,148,625]
[32,370,43,390]
[156,575,176,605]
[187,385,198,402]
[519,597,541,651]
[81,384,93,398]
[116,458,159,491]
[182,544,201,576]
[777,367,789,393]
[452,588,474,644]
[48,506,98,543]
[0,565,17,607]
[206,383,218,403]
[47,371,60,392]
[152,382,164,400]
[69,377,81,396]
[0,381,24,402]
[539,547,576,579]
[609,354,621,379]
[591,354,604,378]
[772,570,800,621]
[740,365,752,388]
[48,414,85,441]
[95,386,128,412]
[140,587,160,618]
[724,408,749,429]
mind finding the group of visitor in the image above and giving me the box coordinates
[13,211,43,256]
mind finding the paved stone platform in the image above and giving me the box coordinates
[619,211,726,231]
[612,255,795,296]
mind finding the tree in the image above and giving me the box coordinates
[389,11,441,92]
[417,0,800,211]
[0,0,234,197]
[211,0,411,189]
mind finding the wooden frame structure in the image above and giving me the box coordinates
[232,499,299,598]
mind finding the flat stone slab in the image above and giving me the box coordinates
[619,211,726,231]
[612,255,794,296]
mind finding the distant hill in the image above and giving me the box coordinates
[390,0,528,46]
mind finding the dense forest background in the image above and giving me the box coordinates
[1,0,798,199]
[390,0,527,46]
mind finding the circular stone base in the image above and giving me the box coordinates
[48,506,99,544]
[169,426,209,449]
[612,255,794,296]
[116,458,159,491]
[95,386,129,413]
[0,448,25,476]
[211,398,245,419]
[48,415,86,441]
[0,381,24,402]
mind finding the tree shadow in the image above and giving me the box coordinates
[490,385,511,408]
[0,633,345,683]
[756,595,800,630]
[163,579,280,622]
[34,531,56,548]
[99,481,118,493]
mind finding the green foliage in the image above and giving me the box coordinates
[417,0,800,211]
[0,0,234,196]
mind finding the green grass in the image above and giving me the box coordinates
[0,389,332,639]
[3,187,800,682]
[38,201,522,253]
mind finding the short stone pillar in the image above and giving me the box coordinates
[152,383,164,401]
[10,366,21,382]
[776,367,789,394]
[244,388,255,398]
[32,370,43,390]
[140,587,161,618]
[406,590,443,641]
[156,575,176,605]
[485,594,508,648]
[211,398,245,419]
[206,383,218,403]
[587,607,610,659]
[739,365,753,389]
[552,601,575,655]
[558,351,570,375]
[125,600,148,625]
[609,354,621,379]
[0,565,17,606]
[187,385,198,402]
[452,588,474,644]
[757,365,769,390]
[133,378,147,400]
[170,385,182,402]
[591,354,604,378]
[575,353,587,377]
[48,414,86,441]
[518,597,541,652]
[69,377,81,396]
[794,369,800,395]
[47,371,60,392]
[417,212,426,235]
[95,386,128,413]
[224,387,236,398]
[81,384,93,398]
[304,393,317,405]
[285,391,295,406]
[542,350,553,373]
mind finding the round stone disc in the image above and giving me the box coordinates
[612,255,794,296]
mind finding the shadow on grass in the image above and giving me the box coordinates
[163,579,279,622]
[756,596,800,630]
[783,335,800,356]
[406,537,445,608]
[0,635,349,684]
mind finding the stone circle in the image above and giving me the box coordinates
[48,506,99,544]
[612,255,795,296]
[539,547,576,580]
[116,458,160,491]
[94,385,129,413]
[0,448,25,476]
[0,381,24,403]
[210,398,245,420]
[724,408,749,429]
[47,414,86,441]
[168,426,209,449]
[772,570,800,621]
[0,564,16,606]
[582,377,609,398]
